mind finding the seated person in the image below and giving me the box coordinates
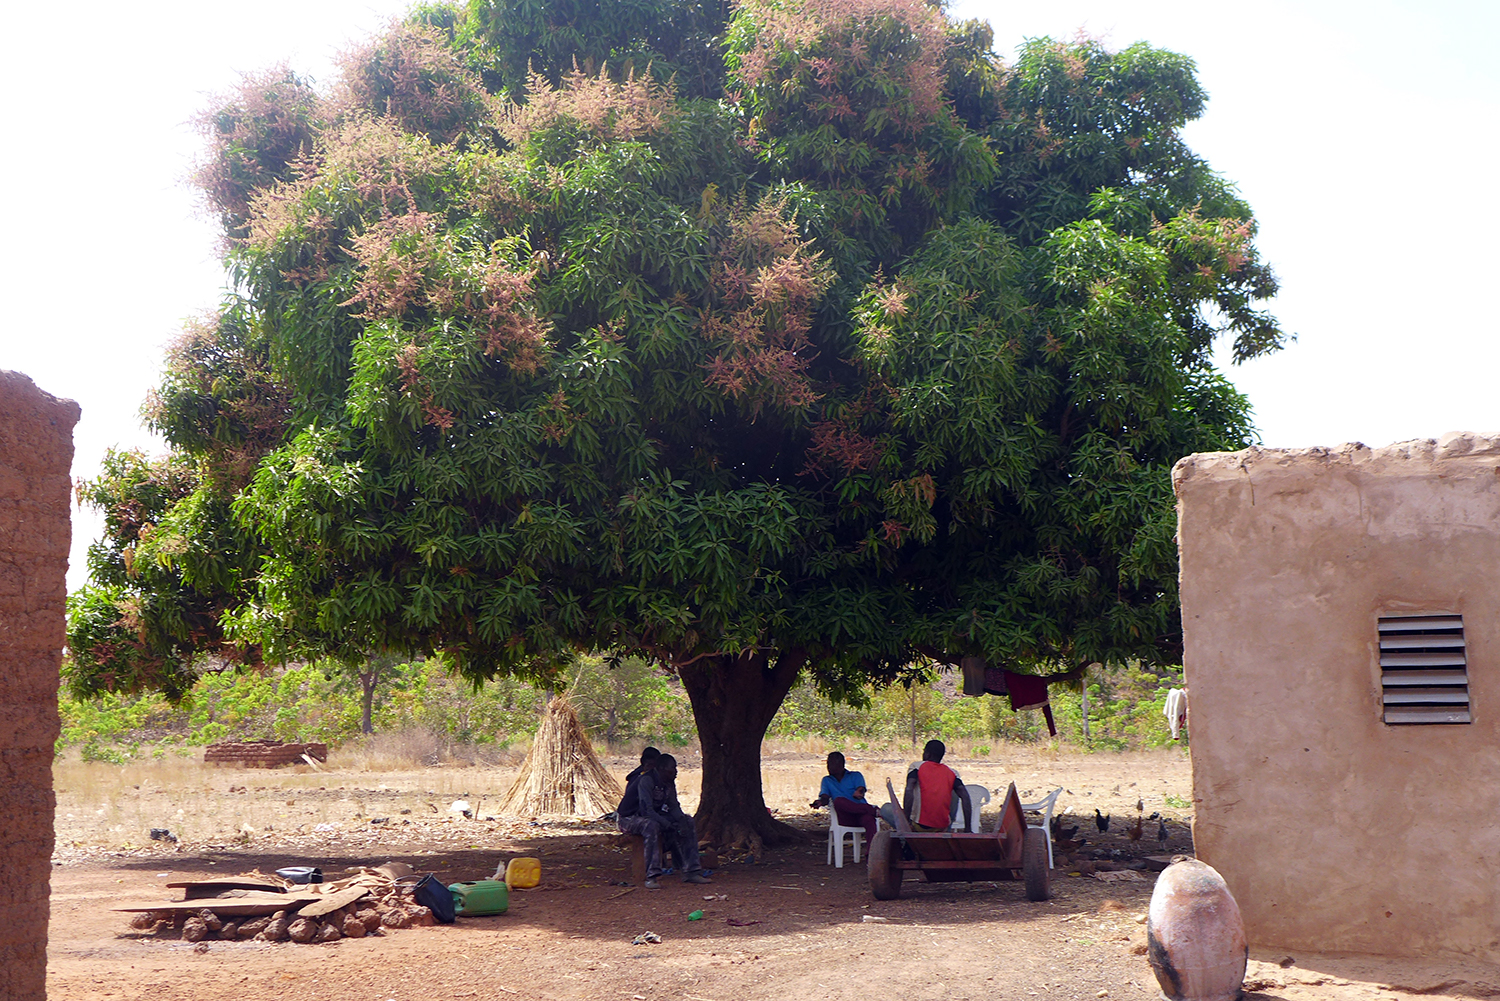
[624,746,660,787]
[898,739,972,832]
[810,751,878,841]
[615,753,713,889]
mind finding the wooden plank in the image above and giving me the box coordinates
[165,880,287,899]
[910,837,958,863]
[298,885,372,918]
[113,891,323,917]
[992,783,1027,867]
[894,859,1020,871]
[921,869,1015,883]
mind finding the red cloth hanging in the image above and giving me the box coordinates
[1003,671,1058,737]
[1003,671,1049,711]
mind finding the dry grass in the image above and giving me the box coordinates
[331,730,529,772]
[51,740,1192,850]
[498,696,621,816]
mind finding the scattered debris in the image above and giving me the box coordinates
[116,863,454,944]
[1092,870,1146,883]
[148,829,178,843]
[861,915,892,923]
[725,918,761,927]
[631,931,662,945]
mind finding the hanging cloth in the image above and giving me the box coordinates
[1003,671,1057,737]
[1164,688,1188,740]
[1003,671,1049,711]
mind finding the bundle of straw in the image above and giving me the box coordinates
[498,694,623,817]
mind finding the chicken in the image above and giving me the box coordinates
[1157,819,1169,843]
[1094,808,1110,832]
[1127,814,1144,841]
[1050,815,1079,842]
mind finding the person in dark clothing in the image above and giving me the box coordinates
[616,747,661,818]
[625,747,660,786]
[616,754,712,888]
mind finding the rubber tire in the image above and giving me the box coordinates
[1023,826,1052,901]
[868,830,902,900]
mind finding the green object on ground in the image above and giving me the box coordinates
[450,879,509,916]
[687,910,704,921]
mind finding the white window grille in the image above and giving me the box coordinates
[1378,614,1470,725]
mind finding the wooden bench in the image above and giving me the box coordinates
[616,833,649,885]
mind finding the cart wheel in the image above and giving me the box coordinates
[868,830,902,900]
[1022,826,1052,902]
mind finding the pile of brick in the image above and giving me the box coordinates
[203,740,328,767]
[120,864,437,945]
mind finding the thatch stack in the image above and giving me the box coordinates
[498,695,622,817]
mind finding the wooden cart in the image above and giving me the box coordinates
[867,779,1051,901]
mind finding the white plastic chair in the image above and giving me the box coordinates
[1018,787,1063,868]
[825,803,865,867]
[948,783,991,832]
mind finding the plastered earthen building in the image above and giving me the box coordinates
[1176,434,1500,961]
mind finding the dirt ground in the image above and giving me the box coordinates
[44,747,1500,1001]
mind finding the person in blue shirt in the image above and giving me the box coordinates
[810,751,878,841]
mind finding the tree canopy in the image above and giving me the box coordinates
[68,0,1283,847]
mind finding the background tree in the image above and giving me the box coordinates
[68,0,1283,850]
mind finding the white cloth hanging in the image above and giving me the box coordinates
[1164,688,1188,740]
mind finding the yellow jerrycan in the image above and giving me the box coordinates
[503,856,541,889]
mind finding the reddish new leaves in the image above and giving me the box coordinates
[700,197,834,415]
[336,21,490,144]
[342,213,551,377]
[732,0,948,125]
[498,62,680,145]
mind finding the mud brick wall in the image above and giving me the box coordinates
[0,371,79,1001]
[204,741,329,767]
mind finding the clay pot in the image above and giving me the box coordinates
[1146,858,1247,1001]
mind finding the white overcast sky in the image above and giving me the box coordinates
[2,0,1496,593]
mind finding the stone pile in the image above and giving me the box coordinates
[121,864,437,945]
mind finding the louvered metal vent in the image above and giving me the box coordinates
[1378,614,1470,725]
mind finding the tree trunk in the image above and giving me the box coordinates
[679,649,807,857]
[1081,681,1090,739]
[359,671,377,735]
[909,684,917,748]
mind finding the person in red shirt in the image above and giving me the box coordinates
[901,739,972,831]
